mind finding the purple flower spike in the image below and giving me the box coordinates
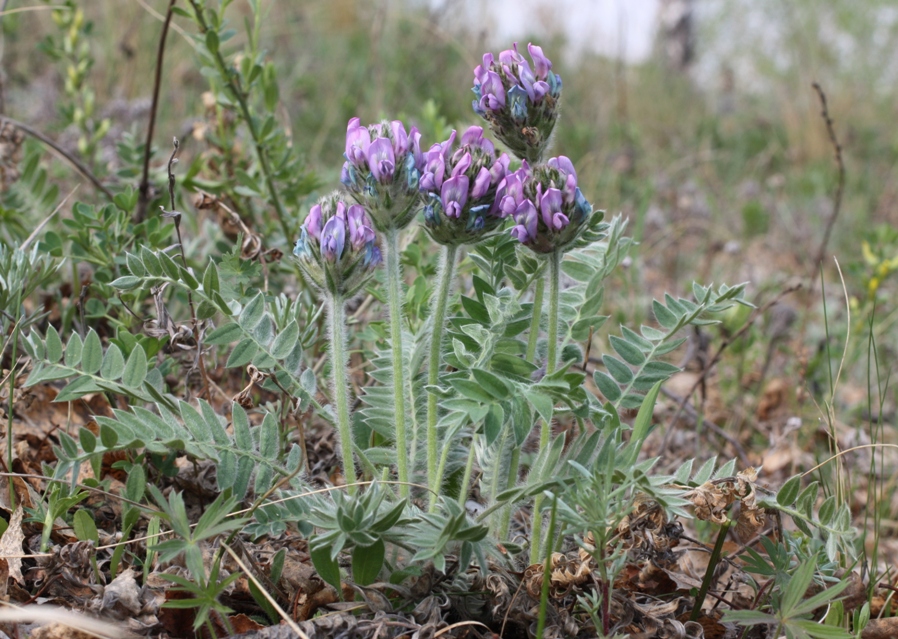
[304,204,323,239]
[321,216,346,262]
[347,205,375,248]
[345,117,370,165]
[528,43,552,80]
[441,175,469,219]
[479,71,506,111]
[366,138,396,184]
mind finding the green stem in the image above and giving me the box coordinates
[497,446,520,540]
[427,244,458,507]
[535,495,558,639]
[384,227,410,497]
[526,277,545,362]
[327,293,357,494]
[188,1,291,240]
[531,250,562,564]
[457,438,476,509]
[506,272,545,541]
[691,518,732,621]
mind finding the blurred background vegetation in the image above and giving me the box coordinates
[2,0,898,434]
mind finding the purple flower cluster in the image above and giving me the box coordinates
[294,193,381,296]
[503,156,594,254]
[472,43,562,163]
[419,126,510,245]
[340,118,425,232]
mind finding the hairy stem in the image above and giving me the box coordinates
[327,292,358,494]
[501,275,545,539]
[427,244,458,508]
[384,227,409,497]
[531,250,562,564]
[457,438,476,508]
[526,277,545,362]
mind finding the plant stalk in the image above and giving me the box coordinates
[187,1,291,240]
[327,292,358,494]
[526,277,545,362]
[530,250,562,564]
[691,517,732,621]
[501,276,545,539]
[457,439,476,508]
[535,494,558,639]
[384,227,410,497]
[427,244,458,507]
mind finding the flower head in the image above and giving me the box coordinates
[472,42,562,163]
[420,126,510,246]
[293,193,381,296]
[340,118,424,231]
[505,156,597,253]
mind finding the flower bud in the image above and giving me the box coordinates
[339,118,425,232]
[506,156,595,254]
[293,193,381,297]
[472,43,562,163]
[420,126,510,246]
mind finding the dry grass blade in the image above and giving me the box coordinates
[21,184,79,251]
[221,542,310,639]
[0,603,138,639]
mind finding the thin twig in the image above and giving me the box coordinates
[136,0,177,223]
[187,0,292,239]
[221,543,310,639]
[661,283,801,456]
[809,82,845,276]
[163,138,210,400]
[1,117,114,202]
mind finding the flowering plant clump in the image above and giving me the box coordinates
[340,118,425,232]
[293,192,381,297]
[505,156,594,254]
[420,126,511,246]
[472,42,562,163]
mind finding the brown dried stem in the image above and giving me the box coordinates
[165,138,210,400]
[136,0,177,223]
[809,82,845,277]
[1,116,114,202]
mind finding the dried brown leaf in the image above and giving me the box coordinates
[0,505,25,583]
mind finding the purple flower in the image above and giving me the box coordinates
[366,138,396,184]
[497,168,527,218]
[346,204,375,248]
[391,121,409,156]
[510,200,538,243]
[471,167,492,199]
[345,117,370,166]
[321,216,346,262]
[441,175,469,219]
[539,187,569,230]
[304,204,323,239]
[528,43,552,80]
